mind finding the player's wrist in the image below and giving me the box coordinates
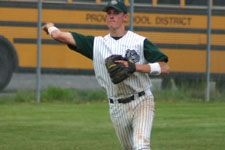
[48,26,59,36]
[135,64,149,73]
[148,63,161,75]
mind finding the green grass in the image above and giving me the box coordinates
[152,101,225,150]
[0,102,119,150]
[0,101,224,150]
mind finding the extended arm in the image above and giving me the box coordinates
[141,39,170,75]
[42,22,76,46]
[136,62,169,74]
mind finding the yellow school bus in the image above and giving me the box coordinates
[0,0,225,91]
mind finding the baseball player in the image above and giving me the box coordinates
[42,0,169,149]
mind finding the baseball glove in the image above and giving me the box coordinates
[105,55,136,84]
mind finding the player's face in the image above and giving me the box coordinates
[106,8,128,30]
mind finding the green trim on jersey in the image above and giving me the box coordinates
[68,32,94,60]
[144,39,168,63]
[68,32,168,62]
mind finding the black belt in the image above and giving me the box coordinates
[109,91,145,104]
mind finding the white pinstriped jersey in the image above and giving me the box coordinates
[93,31,152,99]
[67,29,168,150]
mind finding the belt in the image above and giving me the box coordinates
[109,91,145,104]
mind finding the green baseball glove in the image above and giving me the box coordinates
[105,55,136,84]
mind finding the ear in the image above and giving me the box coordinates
[124,13,129,22]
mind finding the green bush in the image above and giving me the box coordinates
[40,86,75,102]
[14,91,35,102]
[73,90,107,101]
[154,88,225,102]
[0,86,224,103]
[40,86,107,102]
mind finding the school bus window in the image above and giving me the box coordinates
[157,0,180,5]
[135,0,152,5]
[185,0,207,6]
[214,0,225,6]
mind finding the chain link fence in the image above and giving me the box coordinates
[0,0,224,101]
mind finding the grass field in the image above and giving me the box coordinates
[0,101,224,150]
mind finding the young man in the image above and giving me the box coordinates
[42,0,169,149]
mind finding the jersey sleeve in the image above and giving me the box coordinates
[67,32,94,60]
[144,39,168,63]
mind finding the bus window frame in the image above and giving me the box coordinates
[4,0,225,9]
[157,0,180,6]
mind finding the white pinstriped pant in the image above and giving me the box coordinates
[109,92,155,150]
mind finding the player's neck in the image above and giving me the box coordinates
[110,28,127,37]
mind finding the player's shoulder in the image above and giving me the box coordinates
[93,34,110,44]
[94,34,110,40]
[127,31,146,41]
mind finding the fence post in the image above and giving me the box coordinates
[36,0,42,103]
[129,0,134,31]
[206,0,212,102]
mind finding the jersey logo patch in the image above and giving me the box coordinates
[125,49,140,63]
